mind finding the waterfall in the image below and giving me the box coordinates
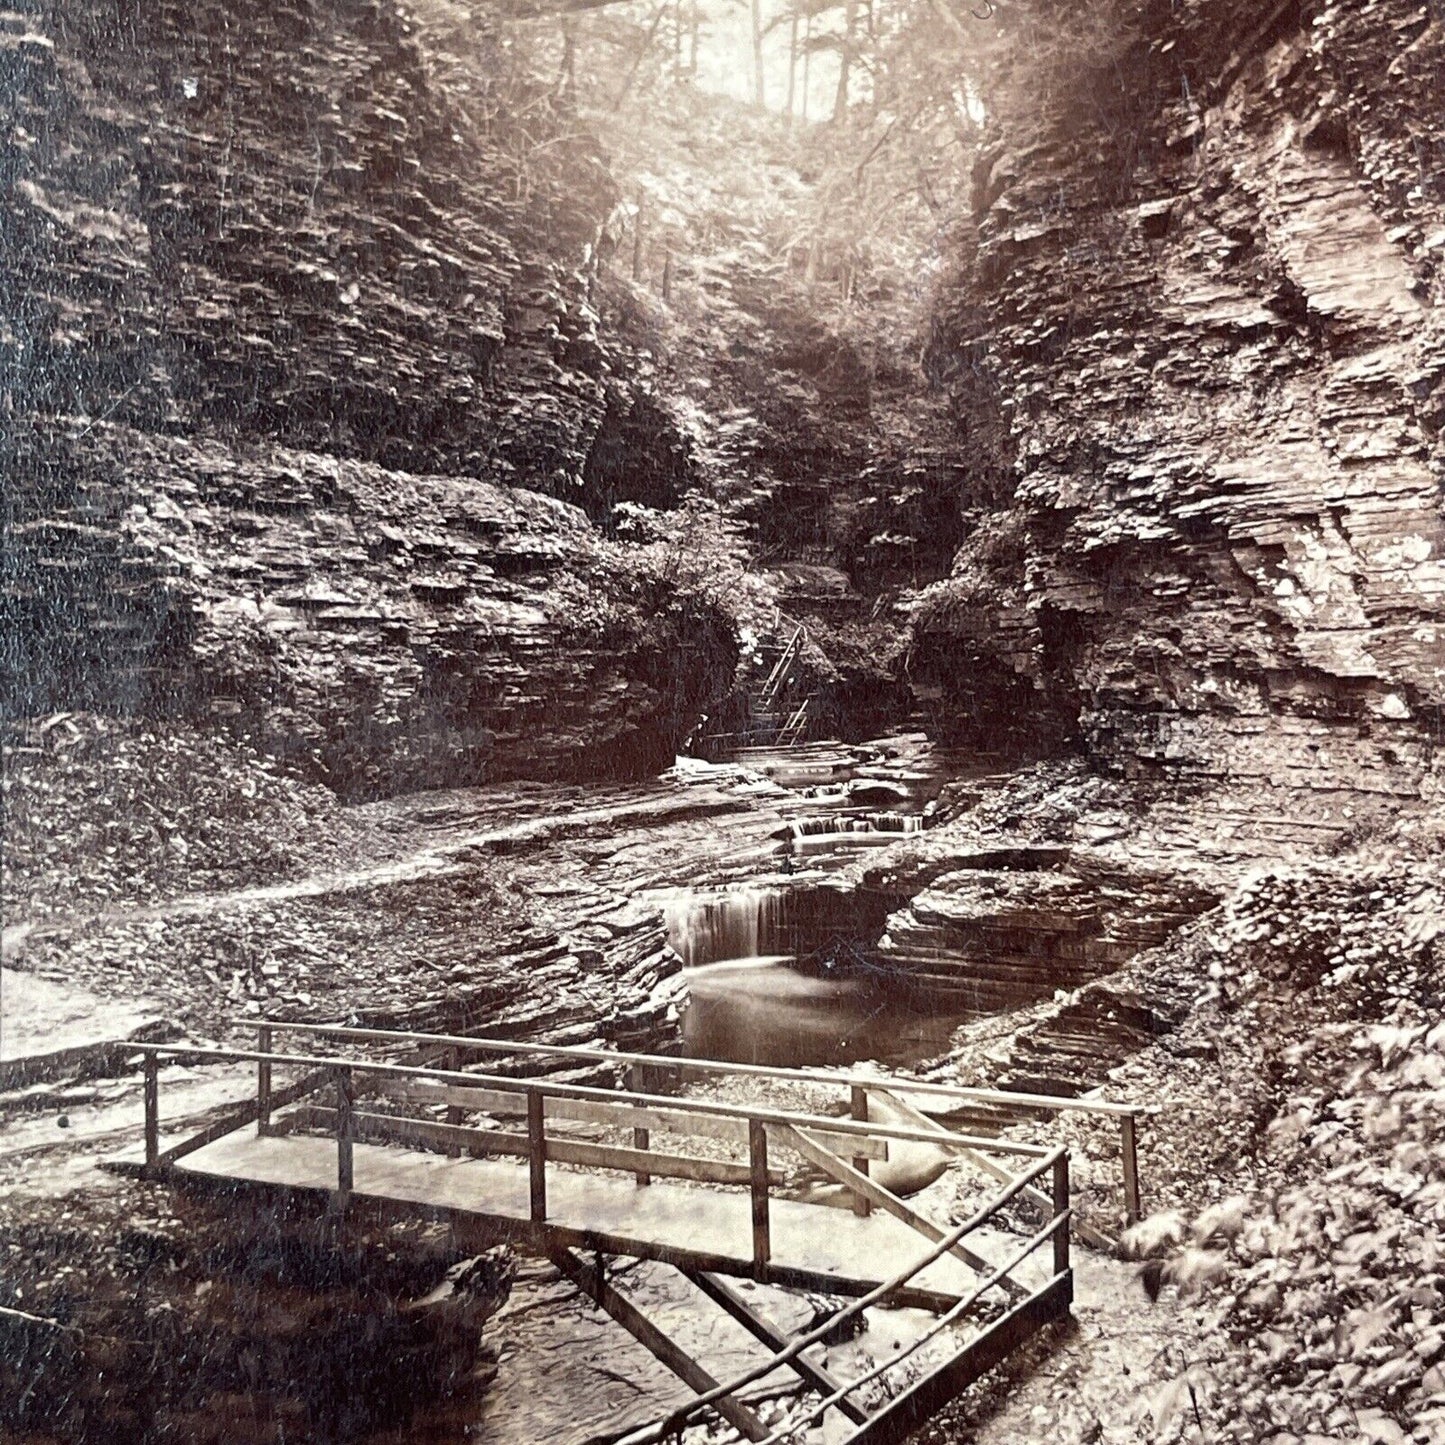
[789,812,923,838]
[662,887,787,967]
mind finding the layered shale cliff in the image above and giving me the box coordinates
[0,0,733,791]
[916,0,1444,832]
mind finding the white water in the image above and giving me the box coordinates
[660,885,788,967]
[681,955,957,1068]
[790,812,923,837]
[788,813,924,856]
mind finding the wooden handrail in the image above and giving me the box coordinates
[240,1019,1146,1220]
[786,1124,1028,1300]
[287,1106,790,1188]
[527,1090,546,1222]
[748,1219,1070,1445]
[756,623,805,713]
[230,1018,1153,1118]
[613,1146,1067,1445]
[139,1034,1069,1442]
[335,1066,354,1197]
[749,1119,770,1280]
[777,697,810,745]
[143,1052,158,1168]
[257,1025,273,1136]
[134,1044,1051,1157]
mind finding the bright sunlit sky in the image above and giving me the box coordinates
[643,0,851,119]
[598,0,987,131]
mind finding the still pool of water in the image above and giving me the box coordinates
[681,955,961,1069]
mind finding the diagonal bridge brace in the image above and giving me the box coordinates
[547,1246,768,1442]
[866,1087,1118,1255]
[783,1125,1028,1302]
[683,1268,870,1426]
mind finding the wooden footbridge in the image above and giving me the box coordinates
[115,1022,1149,1444]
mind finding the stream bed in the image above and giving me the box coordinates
[468,736,1005,1445]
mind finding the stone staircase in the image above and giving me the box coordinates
[737,616,810,745]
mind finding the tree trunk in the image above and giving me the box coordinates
[785,7,798,128]
[801,10,812,120]
[612,2,667,111]
[832,0,857,124]
[557,17,576,102]
[632,190,645,281]
[805,223,824,284]
[750,0,766,107]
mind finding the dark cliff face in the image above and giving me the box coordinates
[1,0,734,790]
[916,0,1445,817]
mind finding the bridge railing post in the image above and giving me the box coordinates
[528,1089,547,1223]
[1120,1113,1141,1225]
[143,1049,159,1170]
[443,1049,462,1158]
[1052,1150,1071,1280]
[256,1026,272,1137]
[626,1065,651,1187]
[849,1085,871,1218]
[749,1119,770,1282]
[335,1066,354,1202]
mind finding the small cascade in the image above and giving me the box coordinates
[786,811,925,855]
[790,812,923,838]
[661,886,788,967]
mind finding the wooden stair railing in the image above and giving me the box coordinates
[755,622,805,716]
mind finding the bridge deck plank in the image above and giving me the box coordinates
[168,1131,1041,1300]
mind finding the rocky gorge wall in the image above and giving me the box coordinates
[0,0,732,792]
[915,0,1444,831]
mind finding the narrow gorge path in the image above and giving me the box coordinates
[2,781,759,963]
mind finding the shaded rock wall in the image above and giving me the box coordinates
[3,419,733,793]
[916,0,1445,823]
[4,0,625,485]
[0,0,731,789]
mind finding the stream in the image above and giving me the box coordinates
[657,735,973,1071]
[471,736,992,1445]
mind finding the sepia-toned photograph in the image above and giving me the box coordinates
[1,0,1442,1441]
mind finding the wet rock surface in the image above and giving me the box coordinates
[5,0,1445,1439]
[5,421,735,794]
[2,714,345,918]
[0,1176,515,1445]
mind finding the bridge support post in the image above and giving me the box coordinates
[749,1120,770,1282]
[1052,1151,1070,1280]
[257,1026,272,1137]
[143,1051,159,1171]
[528,1090,547,1222]
[626,1065,651,1186]
[335,1066,354,1201]
[1120,1114,1141,1225]
[849,1085,872,1217]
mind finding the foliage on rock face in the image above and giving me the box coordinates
[4,418,735,795]
[1,0,750,791]
[511,12,996,728]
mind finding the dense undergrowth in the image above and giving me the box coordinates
[1,716,342,918]
[1077,862,1445,1445]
